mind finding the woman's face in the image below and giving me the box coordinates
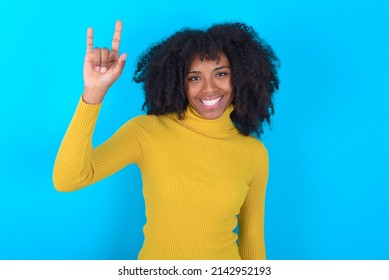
[185,52,233,120]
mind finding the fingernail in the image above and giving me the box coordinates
[100,67,107,73]
[95,66,100,72]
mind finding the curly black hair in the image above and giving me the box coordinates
[133,22,280,136]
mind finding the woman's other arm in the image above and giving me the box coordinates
[238,143,269,260]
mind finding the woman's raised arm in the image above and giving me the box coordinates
[53,20,143,192]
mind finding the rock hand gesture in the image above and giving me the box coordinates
[83,20,127,104]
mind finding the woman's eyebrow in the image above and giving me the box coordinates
[213,66,230,71]
[188,70,201,74]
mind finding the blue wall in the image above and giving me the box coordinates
[0,0,388,259]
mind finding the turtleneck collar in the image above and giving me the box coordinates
[177,104,239,136]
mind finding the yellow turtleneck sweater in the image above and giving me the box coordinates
[53,97,269,260]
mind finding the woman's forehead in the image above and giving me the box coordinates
[189,52,230,69]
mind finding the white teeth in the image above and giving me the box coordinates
[201,97,222,106]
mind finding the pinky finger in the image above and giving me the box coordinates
[112,53,127,78]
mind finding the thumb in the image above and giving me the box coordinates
[112,53,127,79]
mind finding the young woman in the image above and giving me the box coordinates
[53,20,280,260]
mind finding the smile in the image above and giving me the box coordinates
[200,96,222,108]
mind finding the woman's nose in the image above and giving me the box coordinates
[201,78,217,94]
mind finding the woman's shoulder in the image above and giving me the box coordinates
[123,114,158,132]
[239,133,267,149]
[236,135,268,163]
[123,113,175,136]
[131,114,158,124]
[130,113,175,126]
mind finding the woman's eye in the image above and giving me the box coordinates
[188,76,200,81]
[216,72,228,77]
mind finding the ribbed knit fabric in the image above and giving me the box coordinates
[53,96,269,260]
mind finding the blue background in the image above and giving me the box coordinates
[0,0,388,259]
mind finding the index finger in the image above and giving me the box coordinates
[111,20,122,53]
[86,27,93,54]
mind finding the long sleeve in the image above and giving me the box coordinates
[238,143,269,260]
[52,97,143,192]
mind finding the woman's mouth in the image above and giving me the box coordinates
[200,96,222,108]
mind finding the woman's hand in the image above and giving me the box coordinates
[83,20,127,104]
